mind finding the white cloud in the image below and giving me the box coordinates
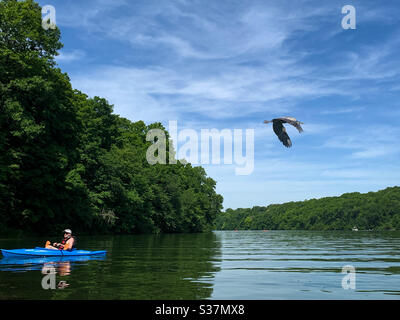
[56,49,85,63]
[324,124,400,159]
[321,107,364,115]
[351,147,397,159]
[71,66,179,123]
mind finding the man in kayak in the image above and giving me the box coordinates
[45,229,76,251]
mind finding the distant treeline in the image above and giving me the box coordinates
[0,0,223,235]
[215,187,400,231]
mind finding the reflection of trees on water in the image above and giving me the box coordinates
[87,233,222,299]
[133,232,222,299]
[65,233,222,299]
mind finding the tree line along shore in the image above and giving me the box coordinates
[215,187,400,231]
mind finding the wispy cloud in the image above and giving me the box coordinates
[56,49,85,63]
[321,107,364,115]
[324,124,400,159]
[70,62,346,125]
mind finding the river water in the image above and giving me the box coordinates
[0,230,399,299]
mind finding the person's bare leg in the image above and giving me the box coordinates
[46,245,59,250]
[45,241,59,250]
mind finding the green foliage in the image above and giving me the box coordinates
[0,0,223,235]
[215,187,400,231]
[0,0,78,232]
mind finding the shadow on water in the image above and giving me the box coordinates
[0,233,222,299]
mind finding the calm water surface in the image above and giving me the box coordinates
[0,230,399,299]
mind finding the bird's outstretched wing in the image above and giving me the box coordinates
[273,121,292,148]
[277,117,304,133]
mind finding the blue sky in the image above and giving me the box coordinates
[39,0,400,209]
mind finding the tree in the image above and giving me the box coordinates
[0,0,79,232]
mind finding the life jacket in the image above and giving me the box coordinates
[57,235,76,250]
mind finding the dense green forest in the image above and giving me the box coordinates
[0,0,223,235]
[215,187,400,231]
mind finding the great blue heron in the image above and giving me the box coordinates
[263,117,304,148]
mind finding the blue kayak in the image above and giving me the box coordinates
[0,247,107,258]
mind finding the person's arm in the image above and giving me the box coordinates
[52,242,64,249]
[63,238,74,250]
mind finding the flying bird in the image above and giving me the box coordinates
[263,117,304,148]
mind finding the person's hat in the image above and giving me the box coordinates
[63,229,72,234]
